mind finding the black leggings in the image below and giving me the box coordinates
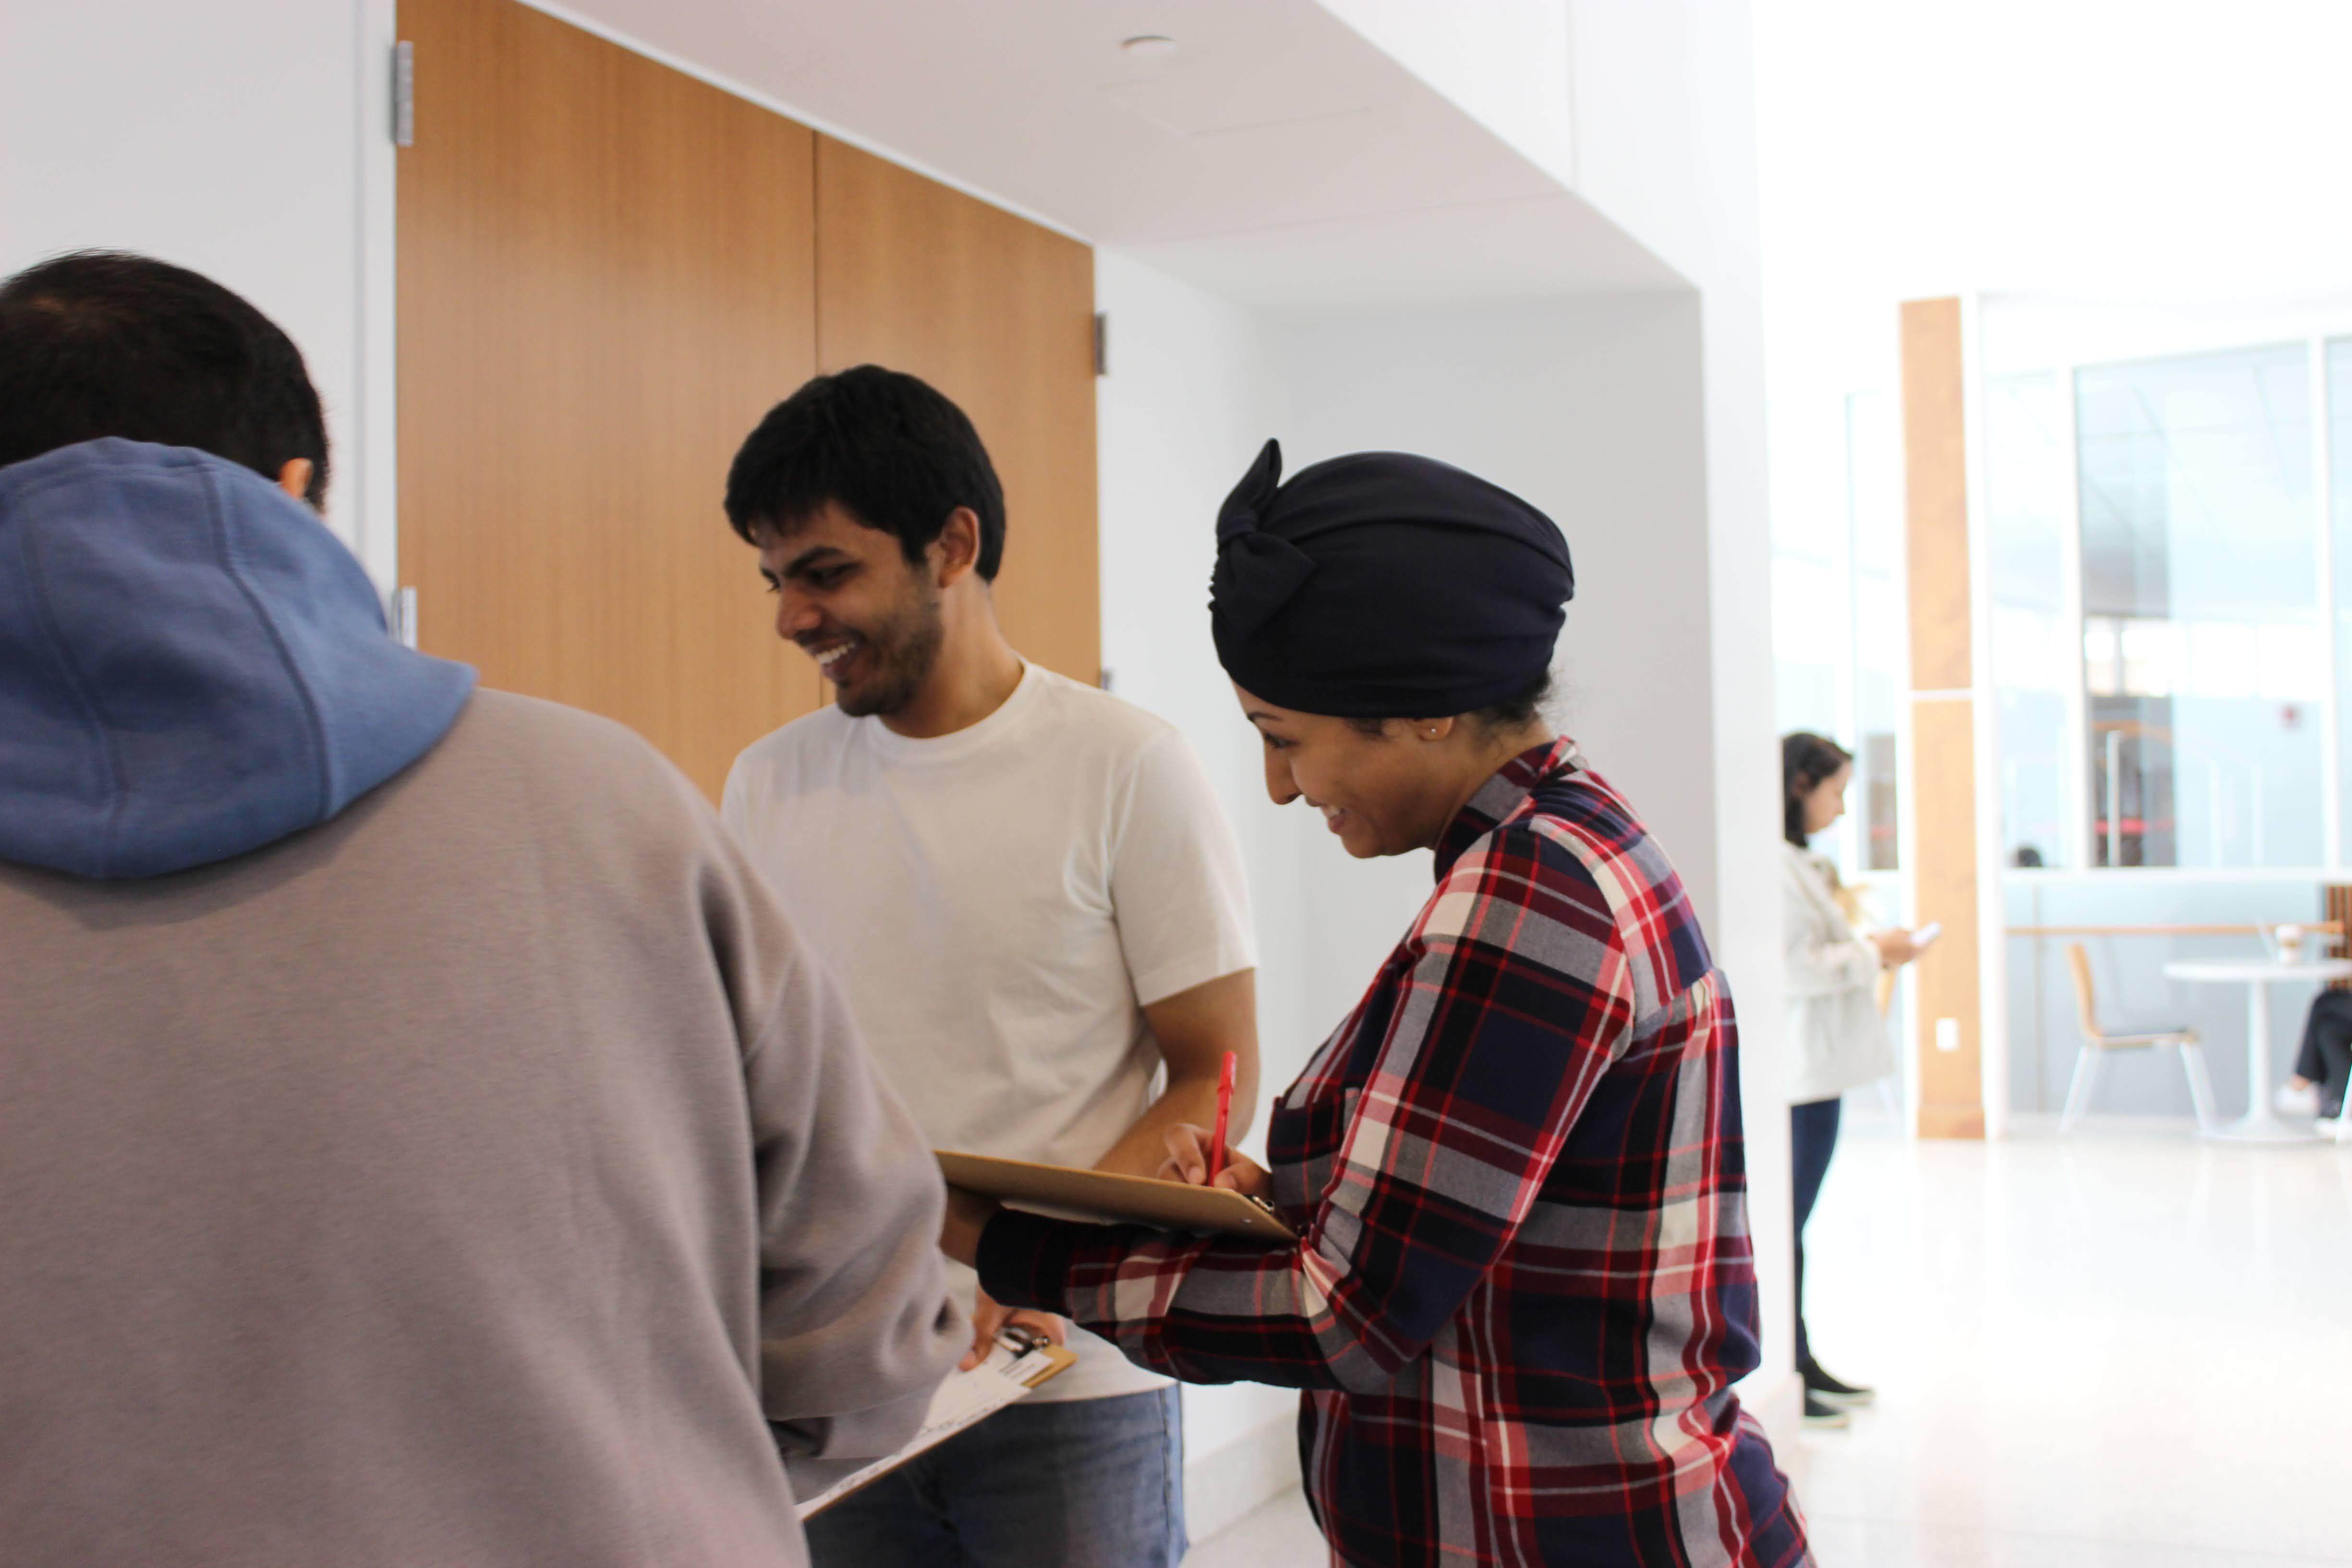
[1789,1096,1842,1370]
[2295,990,2352,1117]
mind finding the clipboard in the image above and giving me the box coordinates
[794,1326,1077,1518]
[937,1150,1299,1242]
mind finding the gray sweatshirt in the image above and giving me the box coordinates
[0,442,965,1565]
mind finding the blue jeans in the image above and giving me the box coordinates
[803,1386,1187,1568]
[1789,1095,1843,1370]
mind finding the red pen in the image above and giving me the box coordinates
[1207,1050,1237,1184]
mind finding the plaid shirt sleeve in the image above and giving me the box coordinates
[978,819,1632,1390]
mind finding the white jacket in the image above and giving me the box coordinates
[1782,840,1896,1104]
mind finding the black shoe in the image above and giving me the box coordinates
[1801,1391,1851,1428]
[1801,1360,1875,1408]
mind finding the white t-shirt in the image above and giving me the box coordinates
[721,662,1257,1402]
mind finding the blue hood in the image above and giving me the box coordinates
[0,439,476,879]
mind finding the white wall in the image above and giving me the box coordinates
[1316,0,1797,1425]
[1268,289,1719,1068]
[1094,261,1782,1520]
[1092,252,1315,1519]
[1274,292,1713,915]
[0,0,399,589]
[1099,274,1727,1107]
[1096,251,1308,1092]
[1571,0,1795,1425]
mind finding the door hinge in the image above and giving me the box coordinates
[390,586,418,650]
[1093,312,1108,377]
[392,41,415,147]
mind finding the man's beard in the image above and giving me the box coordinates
[834,581,945,718]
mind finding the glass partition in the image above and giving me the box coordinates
[1769,391,1903,877]
[1984,372,2072,867]
[1802,323,2352,1118]
[2073,346,2321,867]
[2330,338,2352,849]
[1848,392,1903,871]
[1770,552,1843,741]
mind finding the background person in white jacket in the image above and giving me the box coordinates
[1782,731,1920,1427]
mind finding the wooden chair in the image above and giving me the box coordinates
[2059,943,2217,1134]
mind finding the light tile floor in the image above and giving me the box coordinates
[1187,1129,2352,1566]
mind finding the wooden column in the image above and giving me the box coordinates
[1902,298,1986,1139]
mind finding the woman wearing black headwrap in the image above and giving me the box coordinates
[951,442,1811,1566]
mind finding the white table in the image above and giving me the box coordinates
[2163,957,2352,1143]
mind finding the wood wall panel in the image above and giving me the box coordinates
[813,137,1101,687]
[396,0,821,801]
[1911,697,1986,1139]
[1903,297,1971,693]
[1901,296,1985,1138]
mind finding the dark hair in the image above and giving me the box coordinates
[0,251,328,507]
[1782,731,1854,847]
[1346,670,1554,737]
[724,365,1006,580]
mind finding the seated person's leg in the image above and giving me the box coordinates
[2296,990,2352,1117]
[2317,1026,2352,1120]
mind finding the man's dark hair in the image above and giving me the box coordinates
[0,251,329,507]
[725,365,1005,580]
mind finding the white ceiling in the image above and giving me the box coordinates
[1119,192,1675,315]
[1753,0,2352,620]
[537,0,1682,311]
[1756,0,2352,309]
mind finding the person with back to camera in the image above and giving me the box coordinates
[0,252,966,1567]
[1779,732,1921,1428]
[939,439,1813,1566]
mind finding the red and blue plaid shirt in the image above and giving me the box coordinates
[981,741,1810,1566]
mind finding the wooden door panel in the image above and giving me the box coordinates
[813,137,1101,687]
[397,0,820,801]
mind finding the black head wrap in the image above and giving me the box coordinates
[1209,439,1574,717]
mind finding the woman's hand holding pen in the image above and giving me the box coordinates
[1157,1123,1273,1202]
[945,1114,1270,1375]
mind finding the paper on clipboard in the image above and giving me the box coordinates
[936,1150,1298,1242]
[794,1328,1077,1518]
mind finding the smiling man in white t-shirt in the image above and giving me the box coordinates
[717,366,1260,1568]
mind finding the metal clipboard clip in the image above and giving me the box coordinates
[995,1323,1055,1356]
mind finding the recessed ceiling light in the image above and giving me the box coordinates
[1120,35,1179,59]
